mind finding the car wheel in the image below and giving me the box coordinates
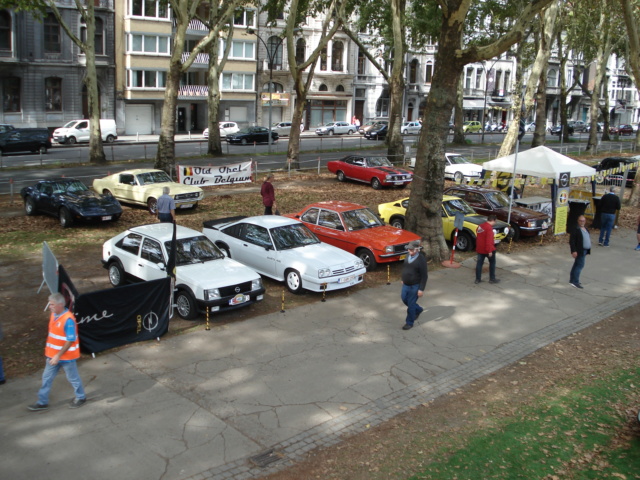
[147,197,158,214]
[285,269,303,294]
[371,177,382,190]
[59,207,73,228]
[348,129,354,134]
[241,138,248,145]
[68,136,77,145]
[337,170,346,182]
[454,171,464,184]
[106,135,115,143]
[175,289,198,320]
[509,224,521,242]
[38,146,48,154]
[390,217,405,229]
[328,130,334,136]
[216,243,231,258]
[24,197,36,215]
[357,248,377,271]
[455,231,473,252]
[402,129,408,135]
[103,189,113,196]
[108,261,126,287]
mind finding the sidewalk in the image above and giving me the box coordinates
[1,228,639,480]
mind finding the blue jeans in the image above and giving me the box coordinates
[570,252,587,285]
[599,213,615,246]
[0,356,5,382]
[37,358,85,405]
[158,213,173,223]
[476,252,497,281]
[401,283,423,326]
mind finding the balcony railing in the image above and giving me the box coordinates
[179,85,208,97]
[56,0,113,9]
[181,52,209,65]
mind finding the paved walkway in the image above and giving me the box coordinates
[1,228,639,480]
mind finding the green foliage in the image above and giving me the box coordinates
[0,0,47,18]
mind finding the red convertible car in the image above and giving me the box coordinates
[327,155,413,190]
[287,201,421,271]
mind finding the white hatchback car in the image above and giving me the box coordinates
[410,153,483,183]
[202,216,366,294]
[102,224,265,319]
[203,122,239,139]
[401,121,422,135]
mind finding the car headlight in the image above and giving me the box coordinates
[384,245,394,254]
[204,288,221,300]
[251,278,262,290]
[385,175,393,181]
[503,227,509,235]
[355,259,364,269]
[318,268,331,278]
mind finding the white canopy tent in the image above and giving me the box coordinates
[482,145,596,180]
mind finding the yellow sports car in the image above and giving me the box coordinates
[93,169,204,214]
[377,195,510,252]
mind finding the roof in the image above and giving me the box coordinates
[129,223,201,242]
[302,201,367,213]
[114,169,165,175]
[243,215,300,228]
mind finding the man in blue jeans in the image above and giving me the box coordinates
[598,186,621,247]
[569,215,591,289]
[400,240,428,330]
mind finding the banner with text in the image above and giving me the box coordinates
[177,162,253,186]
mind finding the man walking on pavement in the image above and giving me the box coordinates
[400,240,428,330]
[28,293,86,411]
[475,214,500,284]
[598,186,621,247]
[569,215,591,289]
[157,186,176,223]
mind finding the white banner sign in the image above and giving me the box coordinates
[177,162,253,186]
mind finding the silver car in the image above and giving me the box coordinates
[401,121,422,135]
[270,122,302,137]
[315,121,356,136]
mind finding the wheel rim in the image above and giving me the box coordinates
[109,265,121,285]
[337,171,345,181]
[454,172,463,183]
[359,251,372,268]
[286,271,301,291]
[176,294,191,317]
[372,178,381,189]
[69,137,76,145]
[25,199,34,214]
[391,219,404,229]
[148,198,157,214]
[241,139,247,145]
[60,210,69,227]
[457,234,469,251]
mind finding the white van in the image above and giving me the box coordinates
[52,119,118,145]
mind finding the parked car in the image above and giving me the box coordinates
[21,178,122,228]
[202,216,366,294]
[585,123,604,133]
[364,124,389,140]
[0,128,52,154]
[226,127,278,145]
[444,185,550,240]
[286,201,422,271]
[0,124,14,134]
[359,120,388,135]
[102,224,265,319]
[92,168,204,213]
[594,156,638,187]
[549,124,574,135]
[401,121,422,135]
[52,119,117,144]
[462,121,482,133]
[203,122,239,139]
[377,195,510,252]
[315,121,356,136]
[270,122,301,136]
[609,124,634,135]
[568,120,588,132]
[327,155,413,190]
[525,122,536,132]
[410,152,483,183]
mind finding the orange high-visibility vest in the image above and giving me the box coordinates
[44,310,80,361]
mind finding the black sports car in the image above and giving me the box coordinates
[21,178,123,228]
[549,125,574,136]
[226,127,279,145]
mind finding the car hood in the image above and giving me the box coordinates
[62,190,121,209]
[369,166,412,176]
[177,257,259,289]
[142,182,202,196]
[280,243,362,271]
[347,225,419,247]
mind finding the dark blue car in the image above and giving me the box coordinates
[21,178,122,228]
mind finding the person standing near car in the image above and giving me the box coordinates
[475,214,500,284]
[28,293,86,411]
[400,240,428,331]
[598,186,621,247]
[157,186,176,223]
[261,174,276,215]
[570,215,591,289]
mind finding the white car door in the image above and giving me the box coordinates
[234,224,277,277]
[131,237,167,281]
[76,120,91,142]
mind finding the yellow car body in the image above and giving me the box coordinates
[462,121,482,133]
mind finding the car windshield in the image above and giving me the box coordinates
[165,236,223,266]
[443,198,475,216]
[485,191,511,208]
[136,171,173,185]
[58,180,89,193]
[322,123,336,127]
[342,208,383,230]
[62,121,79,128]
[448,155,472,165]
[270,224,320,250]
[367,157,393,167]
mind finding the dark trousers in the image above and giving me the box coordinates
[401,283,423,326]
[158,213,173,223]
[476,252,496,281]
[264,206,273,215]
[570,252,587,285]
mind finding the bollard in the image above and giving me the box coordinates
[188,131,191,140]
[205,307,210,331]
[317,157,321,175]
[387,264,391,285]
[321,283,327,302]
[0,150,2,168]
[281,289,285,313]
[40,149,43,167]
[9,178,14,204]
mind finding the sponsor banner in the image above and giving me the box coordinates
[177,162,253,186]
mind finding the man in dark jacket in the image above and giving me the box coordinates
[598,186,621,247]
[569,215,591,289]
[475,214,500,284]
[400,240,428,330]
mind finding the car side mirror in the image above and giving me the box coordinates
[158,263,166,271]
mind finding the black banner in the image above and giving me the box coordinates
[74,278,171,354]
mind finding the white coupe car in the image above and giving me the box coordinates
[410,153,483,183]
[203,122,239,139]
[202,216,366,294]
[102,224,265,319]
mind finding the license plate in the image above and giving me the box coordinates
[338,275,356,284]
[101,216,112,221]
[394,182,404,185]
[399,254,406,260]
[538,230,548,235]
[179,203,193,209]
[229,294,248,306]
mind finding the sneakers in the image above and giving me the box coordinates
[598,242,603,246]
[635,245,640,251]
[474,279,482,284]
[489,279,501,284]
[69,398,87,409]
[27,403,49,412]
[569,282,584,289]
[402,324,413,330]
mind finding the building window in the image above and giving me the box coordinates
[357,49,366,75]
[465,67,473,89]
[44,13,61,53]
[127,70,167,88]
[0,10,11,51]
[266,36,283,69]
[45,77,62,111]
[233,9,255,27]
[547,69,557,87]
[320,47,327,70]
[336,85,344,92]
[475,69,482,90]
[128,34,170,54]
[221,73,254,91]
[80,17,104,55]
[409,59,418,84]
[318,84,328,91]
[223,40,254,60]
[425,63,433,83]
[262,82,283,93]
[376,98,389,117]
[295,38,305,65]
[3,77,20,112]
[494,70,502,95]
[331,40,343,72]
[503,71,511,94]
[130,0,169,19]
